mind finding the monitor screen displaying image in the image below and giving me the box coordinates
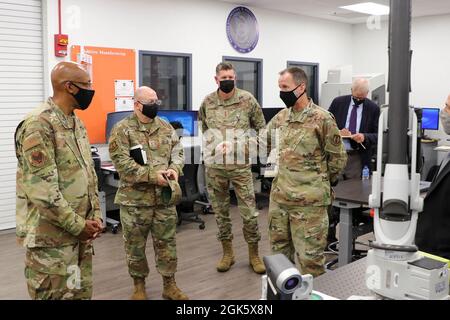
[105,110,198,141]
[421,108,440,131]
[158,110,198,137]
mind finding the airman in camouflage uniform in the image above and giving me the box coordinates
[15,62,103,300]
[198,62,266,274]
[108,86,188,300]
[261,67,347,277]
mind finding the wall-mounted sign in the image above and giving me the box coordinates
[226,6,259,53]
[115,97,134,112]
[70,45,136,143]
[115,80,134,97]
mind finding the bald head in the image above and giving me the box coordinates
[134,86,158,104]
[51,61,90,93]
[352,78,370,98]
[49,61,95,113]
[133,86,160,122]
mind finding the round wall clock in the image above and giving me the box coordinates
[226,7,259,53]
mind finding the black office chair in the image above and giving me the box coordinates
[91,147,120,234]
[252,156,273,210]
[176,146,210,230]
[325,209,373,270]
[350,210,374,258]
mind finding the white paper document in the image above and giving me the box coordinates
[114,80,134,97]
[115,97,134,111]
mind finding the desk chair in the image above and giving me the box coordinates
[327,151,377,255]
[325,209,373,270]
[176,146,209,230]
[252,158,273,210]
[93,148,120,234]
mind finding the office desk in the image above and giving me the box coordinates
[333,178,430,267]
[101,162,119,188]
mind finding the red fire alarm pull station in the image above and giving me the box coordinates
[55,34,69,57]
[54,0,68,57]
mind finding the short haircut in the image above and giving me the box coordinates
[216,62,235,75]
[279,66,308,86]
[352,78,370,93]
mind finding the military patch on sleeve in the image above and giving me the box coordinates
[29,149,47,168]
[332,134,342,146]
[109,140,119,152]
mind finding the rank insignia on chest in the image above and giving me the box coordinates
[149,141,160,149]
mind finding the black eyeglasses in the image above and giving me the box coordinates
[65,81,92,89]
[138,100,162,106]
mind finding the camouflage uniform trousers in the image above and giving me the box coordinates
[25,242,93,300]
[120,205,177,279]
[268,199,329,277]
[206,165,261,244]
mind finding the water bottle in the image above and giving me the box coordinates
[362,166,370,180]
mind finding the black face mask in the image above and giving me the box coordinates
[140,102,158,119]
[71,83,95,110]
[352,97,365,106]
[280,84,305,108]
[219,80,235,94]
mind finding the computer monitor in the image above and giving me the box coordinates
[262,107,284,123]
[421,108,440,131]
[158,110,198,137]
[105,110,198,141]
[105,111,133,142]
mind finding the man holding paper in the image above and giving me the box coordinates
[108,86,188,300]
[327,78,380,246]
[328,78,380,179]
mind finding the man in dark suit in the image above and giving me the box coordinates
[328,78,380,179]
[416,94,450,259]
[326,78,380,246]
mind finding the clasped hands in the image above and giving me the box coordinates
[78,218,103,242]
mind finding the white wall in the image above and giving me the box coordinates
[43,0,353,109]
[41,0,450,160]
[352,14,450,157]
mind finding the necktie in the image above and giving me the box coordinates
[348,104,359,134]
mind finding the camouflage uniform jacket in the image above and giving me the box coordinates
[198,88,266,168]
[108,114,184,207]
[15,98,101,248]
[263,99,347,206]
